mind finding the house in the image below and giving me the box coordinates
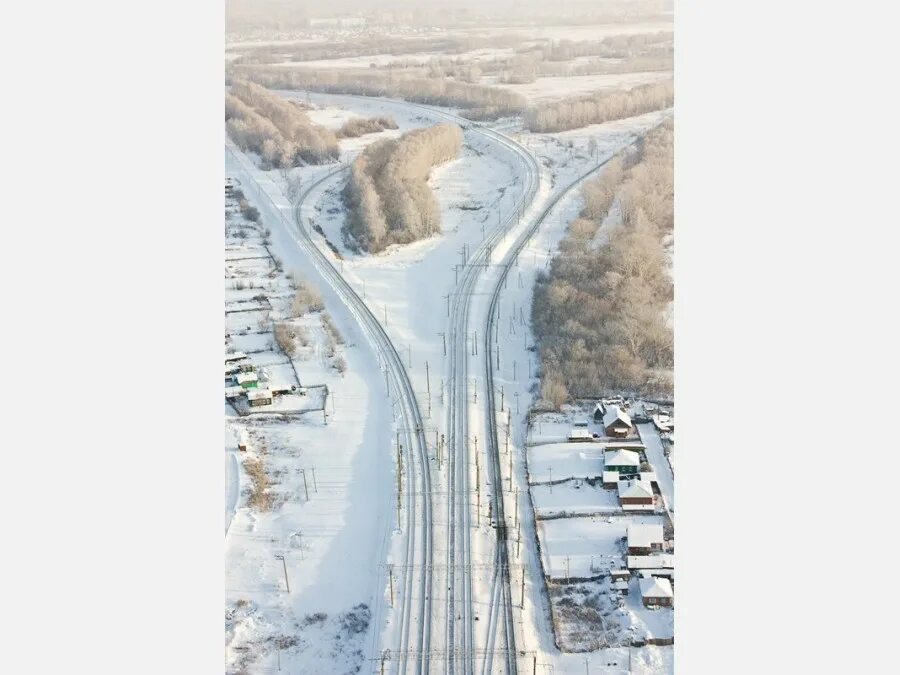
[247,388,273,407]
[225,351,248,364]
[236,372,258,389]
[618,479,654,508]
[593,401,606,422]
[603,405,633,437]
[627,554,675,573]
[653,413,674,433]
[627,524,665,555]
[567,420,594,442]
[639,575,673,608]
[269,383,295,397]
[602,471,619,489]
[604,448,641,474]
[224,385,245,400]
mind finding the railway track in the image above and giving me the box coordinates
[478,127,662,673]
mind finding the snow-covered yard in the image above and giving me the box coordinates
[531,480,620,518]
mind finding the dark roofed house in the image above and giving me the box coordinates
[603,405,633,438]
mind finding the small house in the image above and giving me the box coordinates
[236,371,258,389]
[627,554,675,573]
[603,405,633,438]
[627,524,665,555]
[247,388,273,407]
[225,351,248,364]
[224,385,245,400]
[593,401,606,422]
[269,383,295,397]
[567,420,593,442]
[238,362,256,373]
[604,448,640,474]
[639,575,673,608]
[618,479,654,507]
[602,471,619,489]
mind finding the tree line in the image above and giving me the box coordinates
[229,66,527,120]
[523,80,674,132]
[342,123,463,253]
[225,80,339,167]
[531,120,674,407]
[336,115,398,138]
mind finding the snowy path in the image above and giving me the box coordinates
[224,451,239,537]
[638,423,675,516]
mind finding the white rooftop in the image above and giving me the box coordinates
[225,351,248,362]
[639,575,673,599]
[236,372,258,384]
[628,554,675,569]
[627,524,664,548]
[224,386,245,398]
[247,388,272,401]
[618,479,654,500]
[605,448,640,467]
[603,405,632,429]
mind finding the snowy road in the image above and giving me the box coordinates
[638,423,675,516]
[224,451,239,537]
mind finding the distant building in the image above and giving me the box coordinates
[627,524,665,555]
[247,388,273,407]
[639,575,674,608]
[603,405,633,437]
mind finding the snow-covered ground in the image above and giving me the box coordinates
[637,422,675,517]
[224,90,674,672]
[490,71,672,103]
[531,480,621,518]
[538,514,666,579]
[224,161,395,674]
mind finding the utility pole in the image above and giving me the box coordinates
[513,360,517,381]
[388,564,394,606]
[275,554,290,593]
[501,385,505,412]
[473,378,477,403]
[300,469,309,501]
[311,467,317,493]
[446,293,450,317]
[440,332,446,356]
[520,567,525,607]
[474,330,478,356]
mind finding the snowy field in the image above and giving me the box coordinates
[528,442,605,483]
[538,514,666,579]
[490,71,672,103]
[531,480,620,518]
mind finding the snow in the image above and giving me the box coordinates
[538,515,666,579]
[224,88,675,671]
[224,153,395,673]
[531,480,620,518]
[627,524,664,549]
[489,71,672,103]
[637,423,675,517]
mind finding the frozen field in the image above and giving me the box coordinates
[538,514,665,578]
[490,71,672,103]
[531,480,620,518]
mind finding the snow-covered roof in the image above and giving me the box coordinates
[627,524,664,548]
[568,427,593,440]
[247,388,272,401]
[236,372,258,384]
[639,575,673,599]
[605,449,640,467]
[628,554,675,569]
[225,351,248,362]
[618,479,654,500]
[224,386,245,398]
[603,405,632,429]
[602,471,619,483]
